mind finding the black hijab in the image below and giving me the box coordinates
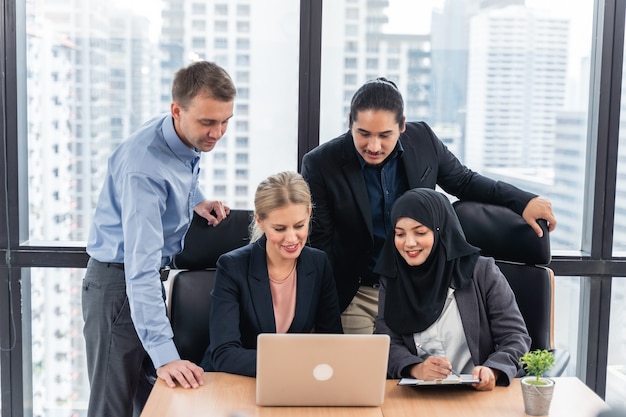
[374,188,480,335]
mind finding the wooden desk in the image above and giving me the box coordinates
[140,372,382,417]
[382,377,610,417]
[141,373,609,417]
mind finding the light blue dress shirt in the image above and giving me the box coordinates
[87,113,205,368]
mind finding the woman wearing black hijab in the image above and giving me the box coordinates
[374,188,530,390]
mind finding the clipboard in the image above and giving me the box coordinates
[398,374,480,386]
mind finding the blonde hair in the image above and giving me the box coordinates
[250,171,312,242]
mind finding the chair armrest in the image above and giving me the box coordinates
[544,348,571,377]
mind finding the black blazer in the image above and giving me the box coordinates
[201,237,343,377]
[301,121,536,311]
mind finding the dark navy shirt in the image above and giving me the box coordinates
[356,141,409,280]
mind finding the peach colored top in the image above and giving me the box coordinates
[269,268,297,333]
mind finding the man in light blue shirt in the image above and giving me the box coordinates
[82,61,236,417]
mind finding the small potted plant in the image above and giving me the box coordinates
[519,349,556,416]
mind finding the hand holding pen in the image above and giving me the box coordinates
[414,342,461,379]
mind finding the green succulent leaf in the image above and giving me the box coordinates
[519,349,556,383]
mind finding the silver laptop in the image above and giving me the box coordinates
[256,333,390,406]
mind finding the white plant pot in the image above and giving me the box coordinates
[520,376,555,416]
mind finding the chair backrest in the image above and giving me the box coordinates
[168,209,253,364]
[171,210,254,270]
[167,270,217,364]
[452,200,553,351]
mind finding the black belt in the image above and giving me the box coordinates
[106,262,171,282]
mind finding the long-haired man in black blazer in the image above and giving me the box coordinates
[301,78,556,334]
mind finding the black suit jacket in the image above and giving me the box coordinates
[201,237,343,377]
[301,121,536,312]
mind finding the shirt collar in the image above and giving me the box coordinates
[161,114,201,163]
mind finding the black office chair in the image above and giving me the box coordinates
[168,209,253,364]
[452,200,570,377]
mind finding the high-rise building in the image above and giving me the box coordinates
[320,0,432,142]
[430,0,524,127]
[464,5,569,172]
[109,11,160,150]
[605,58,626,408]
[26,1,160,414]
[159,0,301,208]
[550,111,587,250]
[159,0,185,112]
[615,59,626,253]
[26,7,84,415]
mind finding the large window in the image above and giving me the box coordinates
[607,278,626,408]
[614,16,626,255]
[319,0,621,395]
[24,0,300,244]
[27,268,88,415]
[321,0,594,253]
[3,0,626,415]
[605,11,626,405]
[18,0,299,415]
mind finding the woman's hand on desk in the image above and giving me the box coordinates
[470,366,499,391]
[157,360,204,389]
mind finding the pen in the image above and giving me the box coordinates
[415,342,461,377]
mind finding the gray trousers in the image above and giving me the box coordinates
[82,258,157,417]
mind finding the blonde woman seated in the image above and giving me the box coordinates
[374,188,530,390]
[201,171,343,377]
